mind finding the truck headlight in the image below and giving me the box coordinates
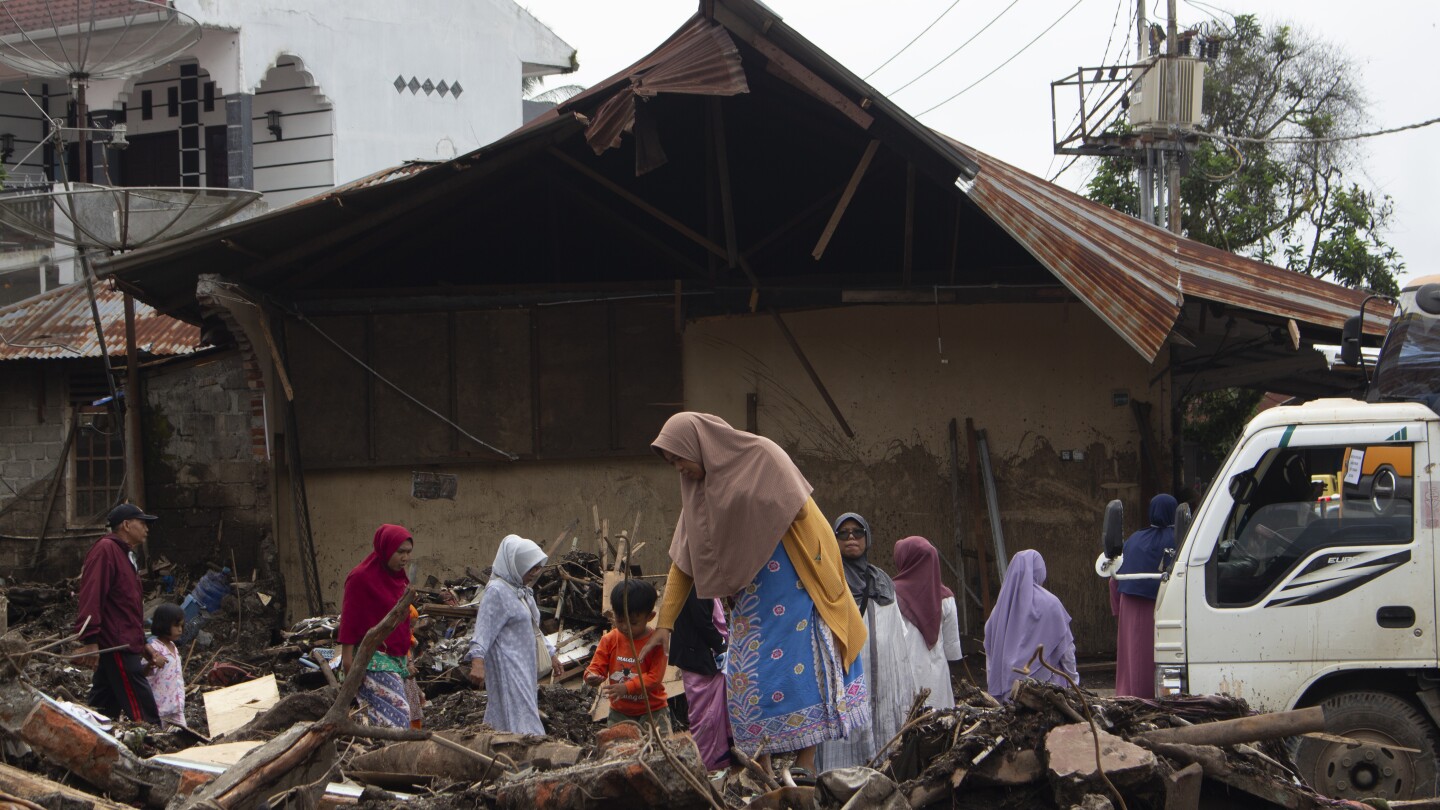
[1157,665,1187,697]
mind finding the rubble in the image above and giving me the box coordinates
[0,556,1402,810]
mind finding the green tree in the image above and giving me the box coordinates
[1086,14,1405,463]
[1088,14,1404,294]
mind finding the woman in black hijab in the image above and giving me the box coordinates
[818,512,921,770]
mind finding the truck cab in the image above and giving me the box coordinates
[1154,399,1438,799]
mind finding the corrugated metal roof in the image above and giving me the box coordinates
[949,135,1383,360]
[0,280,198,361]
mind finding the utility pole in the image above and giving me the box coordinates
[1135,0,1154,225]
[1165,0,1182,235]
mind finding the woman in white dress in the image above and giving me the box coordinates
[465,535,563,735]
[892,536,964,710]
[817,513,920,770]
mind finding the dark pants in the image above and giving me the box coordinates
[89,651,159,723]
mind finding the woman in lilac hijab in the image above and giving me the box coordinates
[983,549,1078,700]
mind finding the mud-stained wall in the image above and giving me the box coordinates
[143,351,274,579]
[290,459,682,613]
[285,302,1171,658]
[683,304,1172,656]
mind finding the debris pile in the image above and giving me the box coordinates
[0,543,1387,810]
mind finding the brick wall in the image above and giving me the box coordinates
[0,362,106,578]
[143,349,273,578]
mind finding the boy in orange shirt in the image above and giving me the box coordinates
[585,579,671,734]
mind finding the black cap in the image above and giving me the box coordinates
[107,503,158,528]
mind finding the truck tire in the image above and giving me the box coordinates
[1293,691,1440,800]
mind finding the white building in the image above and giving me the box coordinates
[0,0,575,303]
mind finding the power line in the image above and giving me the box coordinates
[916,0,1089,116]
[863,0,963,81]
[888,0,1024,96]
[1197,116,1440,145]
[1044,0,1131,179]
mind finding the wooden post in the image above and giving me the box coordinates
[812,140,880,261]
[965,419,993,613]
[122,292,145,507]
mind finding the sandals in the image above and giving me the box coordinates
[788,766,817,787]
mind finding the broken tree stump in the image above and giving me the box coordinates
[495,734,711,810]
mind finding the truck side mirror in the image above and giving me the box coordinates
[1340,315,1362,367]
[1416,283,1440,316]
[1228,471,1257,504]
[1102,499,1125,559]
[1174,502,1192,549]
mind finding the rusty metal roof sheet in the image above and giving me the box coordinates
[947,135,1380,360]
[0,281,198,361]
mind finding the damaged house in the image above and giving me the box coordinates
[93,0,1379,654]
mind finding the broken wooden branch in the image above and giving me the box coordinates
[0,761,132,809]
[729,744,781,792]
[176,590,420,809]
[1134,706,1325,748]
[0,678,183,806]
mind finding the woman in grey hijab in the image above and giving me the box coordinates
[817,512,922,770]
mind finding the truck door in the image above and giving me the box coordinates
[1185,421,1434,711]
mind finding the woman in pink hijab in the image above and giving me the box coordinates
[983,549,1078,701]
[892,536,965,709]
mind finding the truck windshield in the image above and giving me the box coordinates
[1369,312,1440,416]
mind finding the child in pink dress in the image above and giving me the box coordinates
[145,604,187,728]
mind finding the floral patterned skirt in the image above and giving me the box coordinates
[727,542,869,755]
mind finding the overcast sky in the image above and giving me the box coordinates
[521,0,1438,291]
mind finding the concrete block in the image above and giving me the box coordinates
[10,443,44,461]
[153,484,197,509]
[972,749,1043,786]
[3,461,33,481]
[0,426,31,444]
[195,483,227,508]
[1045,723,1154,783]
[220,484,257,508]
[194,389,230,414]
[219,462,261,484]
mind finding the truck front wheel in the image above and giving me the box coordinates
[1294,691,1439,800]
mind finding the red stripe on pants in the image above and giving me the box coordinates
[114,652,143,720]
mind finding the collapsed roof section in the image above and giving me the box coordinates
[99,0,1379,388]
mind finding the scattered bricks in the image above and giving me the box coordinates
[971,749,1043,786]
[1045,723,1155,785]
[594,721,642,756]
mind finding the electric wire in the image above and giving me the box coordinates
[916,0,1088,116]
[1045,0,1132,180]
[888,0,1024,95]
[1196,116,1440,144]
[863,0,964,81]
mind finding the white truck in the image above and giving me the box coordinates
[1101,276,1440,801]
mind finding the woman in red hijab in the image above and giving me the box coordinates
[892,536,964,710]
[338,524,419,728]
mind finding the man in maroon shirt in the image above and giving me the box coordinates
[74,504,163,723]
